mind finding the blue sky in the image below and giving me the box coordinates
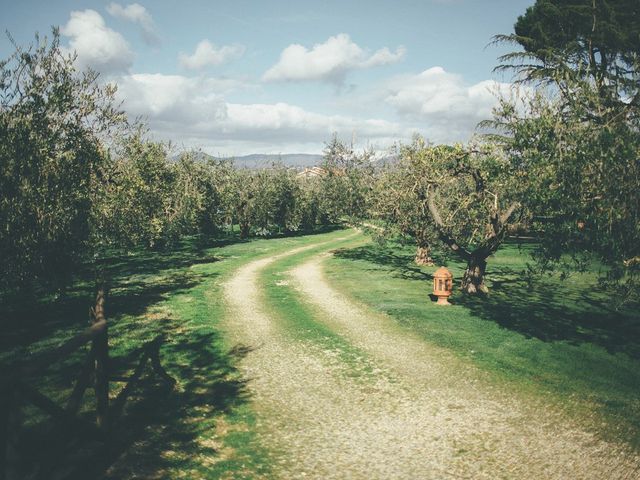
[1,0,535,155]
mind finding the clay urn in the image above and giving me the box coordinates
[433,267,453,306]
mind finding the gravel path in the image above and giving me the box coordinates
[223,239,640,479]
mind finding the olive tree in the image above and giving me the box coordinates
[399,137,521,294]
[251,165,300,235]
[371,158,436,266]
[0,31,125,292]
[193,157,236,236]
[318,136,375,224]
[293,176,323,231]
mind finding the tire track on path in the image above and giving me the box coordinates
[224,233,413,478]
[284,253,640,479]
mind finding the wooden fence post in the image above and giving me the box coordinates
[92,287,109,430]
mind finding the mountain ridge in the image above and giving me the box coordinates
[190,152,324,169]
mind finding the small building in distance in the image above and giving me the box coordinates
[296,166,328,179]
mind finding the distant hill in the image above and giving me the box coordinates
[179,152,324,169]
[177,151,398,169]
[228,153,324,169]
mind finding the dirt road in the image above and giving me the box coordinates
[222,236,640,479]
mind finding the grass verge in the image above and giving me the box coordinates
[325,238,640,448]
[259,232,381,382]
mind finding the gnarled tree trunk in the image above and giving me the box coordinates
[414,244,434,266]
[425,183,520,296]
[239,221,250,239]
[461,254,488,295]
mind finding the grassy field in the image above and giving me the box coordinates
[325,238,640,447]
[2,229,639,477]
[0,228,348,479]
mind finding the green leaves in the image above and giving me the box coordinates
[0,31,124,292]
[496,0,640,108]
[489,82,640,296]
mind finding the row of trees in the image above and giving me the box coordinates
[0,33,370,295]
[3,0,638,299]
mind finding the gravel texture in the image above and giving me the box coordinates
[222,240,640,479]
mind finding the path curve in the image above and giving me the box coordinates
[224,238,640,479]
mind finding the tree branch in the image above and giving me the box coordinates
[426,186,472,260]
[483,201,520,256]
[499,201,520,226]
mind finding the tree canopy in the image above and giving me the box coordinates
[495,0,640,107]
[489,0,640,297]
[0,32,125,291]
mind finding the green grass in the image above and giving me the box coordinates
[325,238,640,447]
[259,234,381,382]
[3,228,639,477]
[0,228,349,479]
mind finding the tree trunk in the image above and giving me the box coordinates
[92,286,109,430]
[414,245,434,266]
[461,254,489,294]
[239,221,250,239]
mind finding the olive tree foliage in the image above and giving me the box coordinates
[370,155,437,266]
[485,87,640,296]
[191,156,235,236]
[225,164,326,239]
[0,32,215,293]
[0,31,125,291]
[222,137,375,240]
[91,133,206,253]
[395,137,521,294]
[489,0,640,298]
[252,165,299,235]
[318,136,375,224]
[293,175,323,232]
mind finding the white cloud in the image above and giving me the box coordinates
[114,74,230,126]
[113,73,408,154]
[179,40,246,70]
[263,33,405,83]
[360,46,407,68]
[61,9,134,75]
[106,2,160,45]
[224,102,402,140]
[384,67,514,141]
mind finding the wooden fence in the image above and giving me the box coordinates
[0,288,176,480]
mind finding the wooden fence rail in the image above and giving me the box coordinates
[0,287,176,480]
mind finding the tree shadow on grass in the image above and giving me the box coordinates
[334,244,640,360]
[332,245,432,282]
[12,329,256,480]
[1,227,345,359]
[0,233,251,359]
[0,268,204,365]
[0,247,231,478]
[97,333,254,480]
[457,269,640,359]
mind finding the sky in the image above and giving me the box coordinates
[1,0,535,156]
